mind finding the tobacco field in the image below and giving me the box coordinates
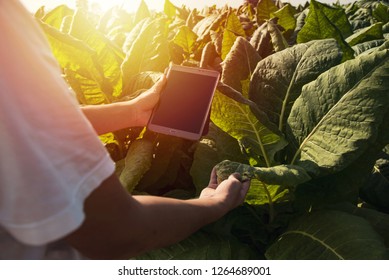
[35,0,389,259]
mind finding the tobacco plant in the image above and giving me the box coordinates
[36,0,389,259]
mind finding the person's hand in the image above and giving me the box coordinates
[129,75,167,127]
[199,167,250,212]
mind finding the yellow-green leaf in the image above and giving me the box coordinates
[134,0,151,24]
[222,12,245,60]
[119,138,154,193]
[173,25,198,55]
[256,0,279,23]
[164,0,177,18]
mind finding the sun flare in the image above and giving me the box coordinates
[89,0,165,13]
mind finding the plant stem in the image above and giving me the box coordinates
[255,175,275,223]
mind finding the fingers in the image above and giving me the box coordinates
[226,173,250,205]
[240,179,251,197]
[152,75,167,93]
[229,172,242,182]
[208,167,218,187]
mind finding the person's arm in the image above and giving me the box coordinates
[64,169,249,259]
[81,76,166,135]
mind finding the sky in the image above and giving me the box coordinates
[20,0,355,13]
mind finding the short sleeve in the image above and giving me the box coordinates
[0,1,115,246]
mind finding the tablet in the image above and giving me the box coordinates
[147,65,220,140]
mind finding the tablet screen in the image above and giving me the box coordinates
[150,68,219,135]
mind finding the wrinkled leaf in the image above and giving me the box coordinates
[346,22,384,46]
[273,4,297,32]
[256,0,278,23]
[193,12,227,44]
[173,25,198,56]
[250,20,288,59]
[373,2,389,24]
[122,18,152,54]
[266,210,388,259]
[330,203,389,247]
[121,18,170,90]
[221,36,261,94]
[40,4,74,30]
[70,9,125,99]
[288,49,389,177]
[221,11,246,60]
[39,21,109,104]
[353,39,386,56]
[245,180,290,207]
[211,84,287,166]
[119,138,154,193]
[215,160,311,187]
[297,0,354,61]
[249,39,343,133]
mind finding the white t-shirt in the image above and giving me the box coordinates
[0,1,115,259]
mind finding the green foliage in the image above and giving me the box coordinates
[273,4,297,32]
[36,0,389,260]
[266,210,388,259]
[346,22,384,46]
[256,0,279,24]
[297,0,354,60]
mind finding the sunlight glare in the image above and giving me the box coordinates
[90,0,162,13]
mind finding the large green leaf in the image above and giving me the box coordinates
[121,18,170,90]
[122,18,152,54]
[249,39,343,134]
[193,12,227,43]
[273,4,297,32]
[221,11,246,60]
[245,180,290,208]
[288,49,389,177]
[353,39,386,56]
[164,0,177,18]
[348,6,375,31]
[373,2,389,24]
[311,0,353,37]
[119,138,154,193]
[215,160,311,187]
[256,0,279,23]
[64,69,109,104]
[69,9,125,99]
[297,0,354,61]
[134,0,151,24]
[250,20,288,59]
[221,36,261,94]
[40,5,74,30]
[135,230,258,260]
[266,210,388,259]
[211,84,287,166]
[172,25,198,57]
[346,22,384,46]
[39,21,109,104]
[330,203,389,247]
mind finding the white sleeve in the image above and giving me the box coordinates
[0,1,115,246]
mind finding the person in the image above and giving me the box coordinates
[0,1,250,260]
